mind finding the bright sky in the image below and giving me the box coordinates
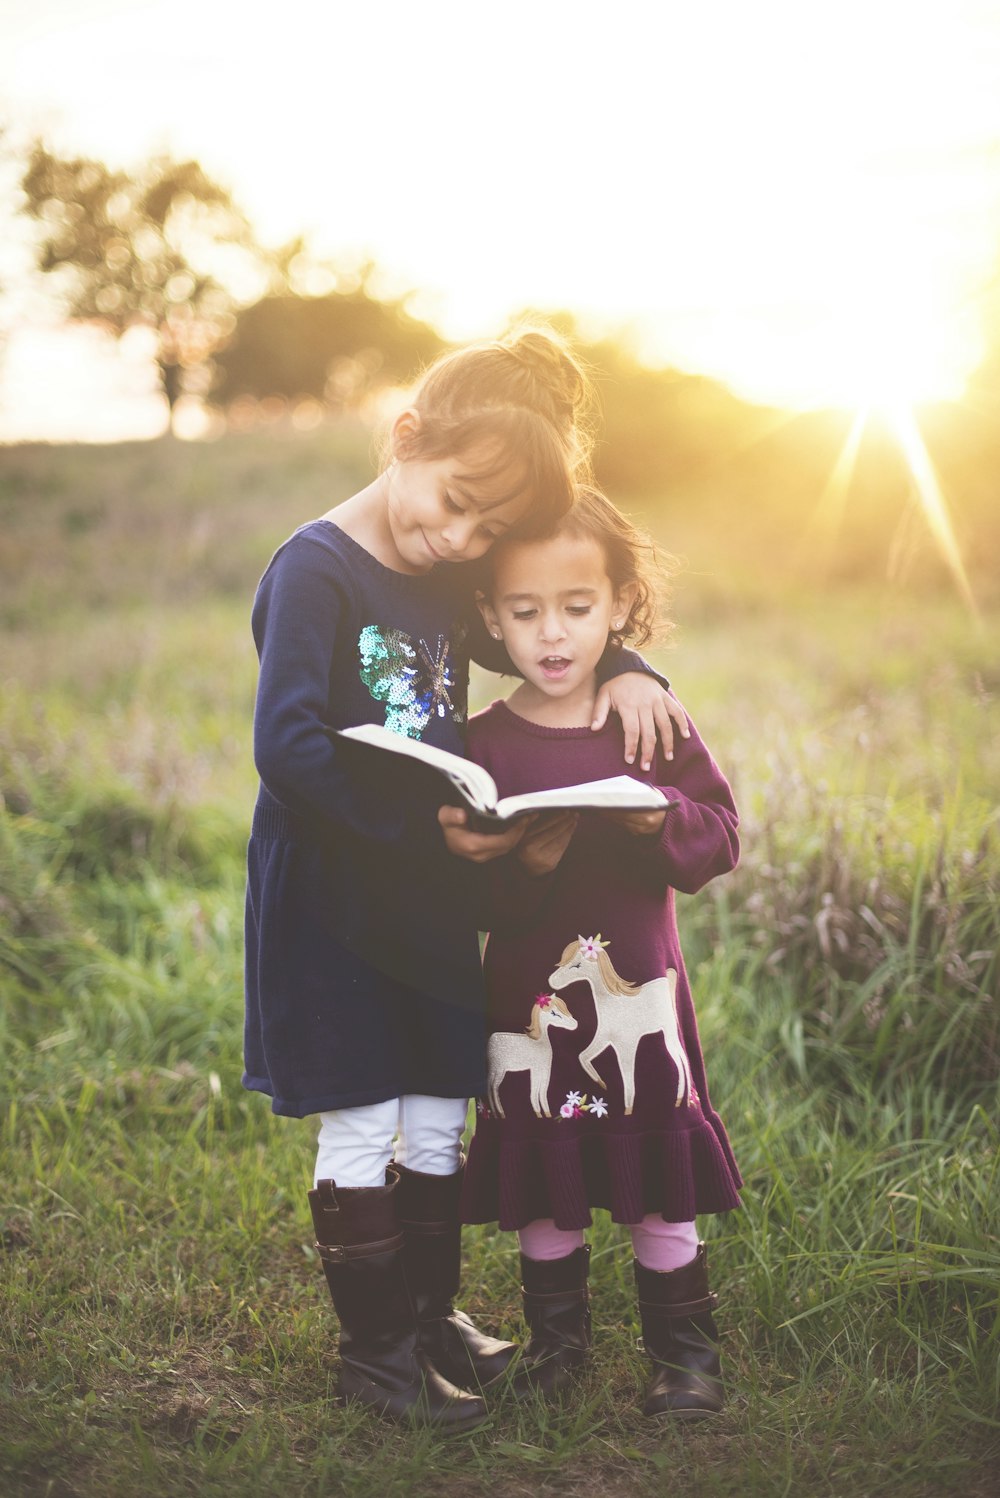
[2,0,1000,439]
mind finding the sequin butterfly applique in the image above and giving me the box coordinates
[357,624,465,739]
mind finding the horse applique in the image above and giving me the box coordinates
[487,994,578,1118]
[548,935,694,1113]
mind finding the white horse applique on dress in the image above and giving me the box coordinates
[487,994,579,1119]
[548,935,694,1113]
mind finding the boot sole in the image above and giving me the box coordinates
[645,1401,724,1422]
[337,1380,490,1434]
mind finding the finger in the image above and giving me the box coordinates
[524,811,569,836]
[478,822,527,854]
[590,687,610,731]
[441,816,523,861]
[638,706,658,771]
[618,706,640,765]
[652,700,675,761]
[437,804,468,827]
[540,818,577,854]
[667,695,690,737]
[526,822,568,857]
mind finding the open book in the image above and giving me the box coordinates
[332,722,675,827]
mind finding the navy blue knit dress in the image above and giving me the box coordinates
[243,521,492,1116]
[243,520,668,1119]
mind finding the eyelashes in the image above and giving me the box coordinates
[508,606,593,622]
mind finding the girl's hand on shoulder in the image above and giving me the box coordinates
[592,677,689,771]
[437,805,529,863]
[517,811,579,876]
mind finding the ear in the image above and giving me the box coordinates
[611,580,639,631]
[476,590,503,642]
[389,407,422,460]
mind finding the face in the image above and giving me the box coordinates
[383,423,531,573]
[481,533,636,709]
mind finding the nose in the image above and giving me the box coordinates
[538,609,566,644]
[440,515,479,556]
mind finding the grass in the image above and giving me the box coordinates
[1,429,998,1496]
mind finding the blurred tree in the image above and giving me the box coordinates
[19,143,265,425]
[507,309,773,496]
[209,272,444,410]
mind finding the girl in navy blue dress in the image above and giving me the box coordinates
[243,328,686,1430]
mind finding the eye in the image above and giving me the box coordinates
[443,494,464,514]
[511,608,537,621]
[566,605,593,616]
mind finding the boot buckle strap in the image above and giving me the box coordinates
[522,1287,590,1305]
[397,1218,449,1235]
[637,1291,718,1317]
[315,1232,404,1264]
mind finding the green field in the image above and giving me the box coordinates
[1,431,998,1496]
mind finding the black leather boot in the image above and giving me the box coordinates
[634,1243,724,1420]
[307,1167,488,1431]
[511,1245,592,1400]
[393,1158,518,1389]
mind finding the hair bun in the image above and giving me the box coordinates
[501,326,590,426]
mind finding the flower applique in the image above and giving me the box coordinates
[357,624,466,738]
[559,1091,609,1120]
[577,934,610,961]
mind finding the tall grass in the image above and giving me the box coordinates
[2,431,998,1495]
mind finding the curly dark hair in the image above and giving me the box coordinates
[550,485,675,649]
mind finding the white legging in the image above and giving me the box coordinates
[314,1094,469,1188]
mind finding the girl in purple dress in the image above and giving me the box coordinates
[459,487,742,1420]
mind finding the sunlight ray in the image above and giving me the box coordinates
[810,409,869,548]
[886,404,978,617]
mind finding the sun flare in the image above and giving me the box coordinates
[806,399,979,614]
[885,404,978,615]
[1,0,999,440]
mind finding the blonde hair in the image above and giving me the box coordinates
[557,937,640,998]
[525,994,574,1039]
[391,326,594,535]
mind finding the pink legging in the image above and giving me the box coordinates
[518,1215,699,1273]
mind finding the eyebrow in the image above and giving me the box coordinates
[452,476,525,512]
[500,586,600,603]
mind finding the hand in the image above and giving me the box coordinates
[517,811,578,876]
[437,804,530,863]
[600,807,667,837]
[592,676,689,771]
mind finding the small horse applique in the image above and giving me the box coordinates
[487,994,579,1119]
[548,935,694,1113]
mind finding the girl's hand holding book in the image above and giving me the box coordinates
[516,811,579,876]
[437,805,530,863]
[600,806,669,837]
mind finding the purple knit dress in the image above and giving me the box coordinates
[460,698,743,1231]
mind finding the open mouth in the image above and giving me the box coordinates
[539,656,571,677]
